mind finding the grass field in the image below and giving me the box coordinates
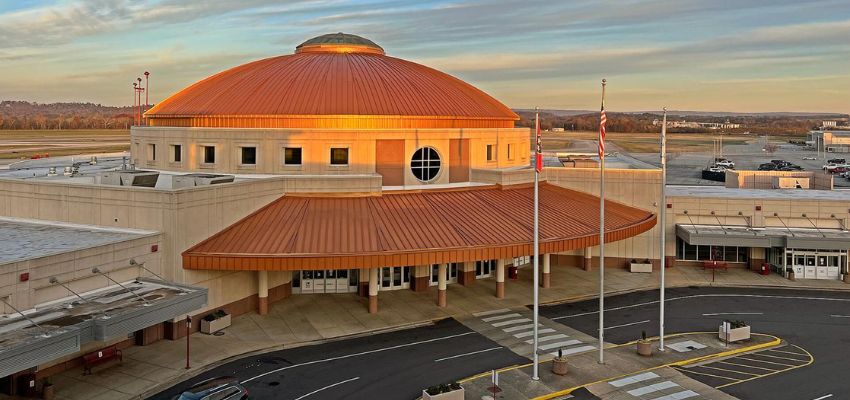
[0,129,129,159]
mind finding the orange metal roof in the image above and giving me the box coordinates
[182,183,656,271]
[145,34,518,129]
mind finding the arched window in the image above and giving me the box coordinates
[411,147,441,182]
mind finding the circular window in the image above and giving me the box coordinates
[411,147,441,182]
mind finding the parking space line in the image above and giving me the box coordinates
[764,348,809,357]
[813,395,833,400]
[716,360,779,372]
[695,365,761,377]
[736,356,798,368]
[434,347,502,362]
[751,352,810,363]
[674,367,741,382]
[293,377,360,400]
[604,320,650,330]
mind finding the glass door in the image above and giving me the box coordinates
[380,267,410,290]
[476,260,495,278]
[314,270,326,292]
[302,270,315,293]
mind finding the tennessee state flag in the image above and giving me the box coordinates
[535,110,543,172]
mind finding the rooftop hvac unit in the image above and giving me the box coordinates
[172,173,235,188]
[100,170,160,187]
[47,167,57,176]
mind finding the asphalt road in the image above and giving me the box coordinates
[148,318,527,400]
[539,286,850,399]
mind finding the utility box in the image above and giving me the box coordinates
[99,170,159,187]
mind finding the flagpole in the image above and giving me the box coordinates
[532,106,541,380]
[598,79,607,364]
[659,107,668,352]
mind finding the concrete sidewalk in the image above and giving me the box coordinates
[25,265,848,400]
[460,332,779,400]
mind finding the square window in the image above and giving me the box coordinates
[203,146,215,164]
[284,147,302,165]
[507,144,514,160]
[171,145,182,163]
[486,144,495,161]
[147,144,156,161]
[330,147,349,165]
[241,146,257,165]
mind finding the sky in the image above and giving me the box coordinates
[0,0,848,113]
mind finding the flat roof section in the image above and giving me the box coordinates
[677,224,850,250]
[667,185,850,201]
[0,278,206,377]
[0,217,157,265]
[183,183,657,270]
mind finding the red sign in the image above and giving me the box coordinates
[151,244,159,252]
[19,272,29,282]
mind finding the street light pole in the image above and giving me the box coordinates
[185,315,191,369]
[659,107,668,351]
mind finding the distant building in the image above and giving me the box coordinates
[652,119,742,130]
[551,127,565,132]
[823,120,838,127]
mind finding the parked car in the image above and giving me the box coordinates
[715,160,735,168]
[758,163,776,171]
[823,164,839,171]
[707,167,727,173]
[176,377,248,400]
[770,159,787,165]
[831,167,848,174]
[802,156,816,160]
[779,164,803,171]
[828,158,846,164]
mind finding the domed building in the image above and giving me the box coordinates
[137,33,529,186]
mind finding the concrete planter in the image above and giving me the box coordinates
[719,324,750,342]
[636,340,653,356]
[552,357,569,375]
[843,274,850,284]
[629,262,652,273]
[422,387,464,400]
[200,314,231,334]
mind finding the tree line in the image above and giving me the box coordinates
[0,101,136,130]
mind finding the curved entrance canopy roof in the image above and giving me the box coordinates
[182,183,656,270]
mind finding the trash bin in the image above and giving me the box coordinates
[760,262,770,276]
[508,266,519,280]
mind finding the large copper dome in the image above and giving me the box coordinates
[145,33,518,129]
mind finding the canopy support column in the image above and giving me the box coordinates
[368,268,379,314]
[437,263,447,307]
[542,254,551,288]
[495,259,506,298]
[584,247,593,271]
[258,270,269,315]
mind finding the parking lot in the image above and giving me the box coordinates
[674,344,813,389]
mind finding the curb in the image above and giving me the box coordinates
[530,333,782,400]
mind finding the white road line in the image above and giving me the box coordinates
[538,340,582,351]
[702,312,763,316]
[482,313,521,322]
[434,346,502,362]
[605,320,650,330]
[502,323,541,332]
[242,331,475,383]
[492,318,531,327]
[829,314,850,318]
[473,308,511,317]
[813,395,833,400]
[609,371,660,387]
[514,328,554,338]
[552,293,850,320]
[524,334,569,344]
[293,377,360,400]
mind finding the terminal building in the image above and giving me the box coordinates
[1,33,848,396]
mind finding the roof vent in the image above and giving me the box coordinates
[172,173,235,188]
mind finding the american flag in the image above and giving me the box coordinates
[535,110,543,172]
[598,107,607,160]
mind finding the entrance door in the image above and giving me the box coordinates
[302,270,315,293]
[788,249,846,280]
[380,267,410,290]
[430,263,459,286]
[476,260,495,278]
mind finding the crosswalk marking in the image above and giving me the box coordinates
[652,390,699,400]
[472,308,511,317]
[626,380,678,396]
[481,313,522,322]
[558,345,595,355]
[538,340,582,351]
[501,323,540,333]
[514,328,554,338]
[608,371,660,387]
[491,318,531,327]
[524,334,568,344]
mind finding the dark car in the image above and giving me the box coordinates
[828,158,846,164]
[770,159,786,165]
[176,377,248,400]
[779,164,803,171]
[758,163,776,171]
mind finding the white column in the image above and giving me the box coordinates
[495,259,506,298]
[542,254,551,288]
[437,263,447,307]
[368,268,379,313]
[258,270,269,315]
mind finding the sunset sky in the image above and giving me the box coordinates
[1,0,848,113]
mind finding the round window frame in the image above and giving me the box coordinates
[410,146,442,183]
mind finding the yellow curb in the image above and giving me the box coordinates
[530,332,782,400]
[459,362,531,383]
